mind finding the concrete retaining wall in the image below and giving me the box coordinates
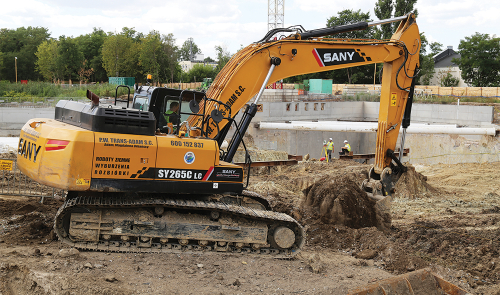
[232,101,497,164]
[254,101,493,126]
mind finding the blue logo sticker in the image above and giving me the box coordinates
[184,152,195,164]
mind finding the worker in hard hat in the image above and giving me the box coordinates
[326,138,334,162]
[339,140,351,155]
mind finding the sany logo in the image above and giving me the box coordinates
[312,49,365,67]
[323,51,355,62]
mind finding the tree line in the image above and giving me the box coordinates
[0,0,498,87]
[285,0,500,87]
[0,27,229,85]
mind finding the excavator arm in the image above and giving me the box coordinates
[188,13,421,230]
[189,13,419,169]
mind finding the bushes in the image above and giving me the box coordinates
[0,81,131,101]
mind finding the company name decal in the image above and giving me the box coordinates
[312,48,365,67]
[18,138,42,163]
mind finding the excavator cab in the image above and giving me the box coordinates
[131,87,206,133]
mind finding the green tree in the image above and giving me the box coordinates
[0,51,4,80]
[159,33,181,83]
[204,56,215,63]
[56,36,84,81]
[138,31,181,84]
[374,0,417,39]
[453,33,500,87]
[121,27,143,43]
[35,39,60,81]
[139,31,164,84]
[416,41,442,85]
[439,71,460,87]
[394,0,418,17]
[101,33,140,78]
[325,9,376,84]
[182,64,216,82]
[374,0,393,39]
[214,45,231,76]
[179,39,201,61]
[326,9,375,39]
[75,28,108,82]
[429,42,443,56]
[0,27,50,81]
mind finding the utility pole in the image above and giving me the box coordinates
[187,37,194,61]
[15,57,17,83]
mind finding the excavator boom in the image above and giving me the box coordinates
[188,13,420,175]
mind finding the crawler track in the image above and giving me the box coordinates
[54,192,305,258]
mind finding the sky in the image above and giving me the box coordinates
[1,0,498,59]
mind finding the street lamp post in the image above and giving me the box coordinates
[15,57,17,83]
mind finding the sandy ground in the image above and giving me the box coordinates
[2,159,500,294]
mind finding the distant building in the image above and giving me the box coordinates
[429,46,468,87]
[179,54,217,72]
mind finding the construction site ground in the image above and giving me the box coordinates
[2,155,500,294]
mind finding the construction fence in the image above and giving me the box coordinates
[0,157,65,201]
[164,82,500,98]
[332,84,500,98]
[163,82,203,90]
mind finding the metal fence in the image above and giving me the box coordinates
[0,157,65,202]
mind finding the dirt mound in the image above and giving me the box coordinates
[15,204,38,215]
[394,164,439,199]
[301,174,378,229]
[0,197,62,245]
[0,264,50,295]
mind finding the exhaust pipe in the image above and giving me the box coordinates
[87,90,100,107]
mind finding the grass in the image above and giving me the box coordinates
[0,81,132,103]
[342,93,381,102]
[414,95,500,104]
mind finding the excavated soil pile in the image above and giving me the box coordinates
[0,197,62,245]
[301,174,378,229]
[390,214,500,284]
[394,164,439,199]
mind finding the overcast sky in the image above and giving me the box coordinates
[1,0,498,59]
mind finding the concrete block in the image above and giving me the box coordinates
[416,110,433,120]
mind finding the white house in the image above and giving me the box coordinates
[429,46,468,87]
[179,54,217,72]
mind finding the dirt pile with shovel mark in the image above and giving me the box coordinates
[301,174,378,228]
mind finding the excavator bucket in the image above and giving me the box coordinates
[348,268,470,295]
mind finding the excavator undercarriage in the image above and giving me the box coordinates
[55,191,305,258]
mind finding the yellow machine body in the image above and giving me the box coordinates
[18,119,244,194]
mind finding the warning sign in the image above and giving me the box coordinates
[390,93,397,106]
[76,178,90,186]
[0,160,13,171]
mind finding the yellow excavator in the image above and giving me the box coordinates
[17,14,420,257]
